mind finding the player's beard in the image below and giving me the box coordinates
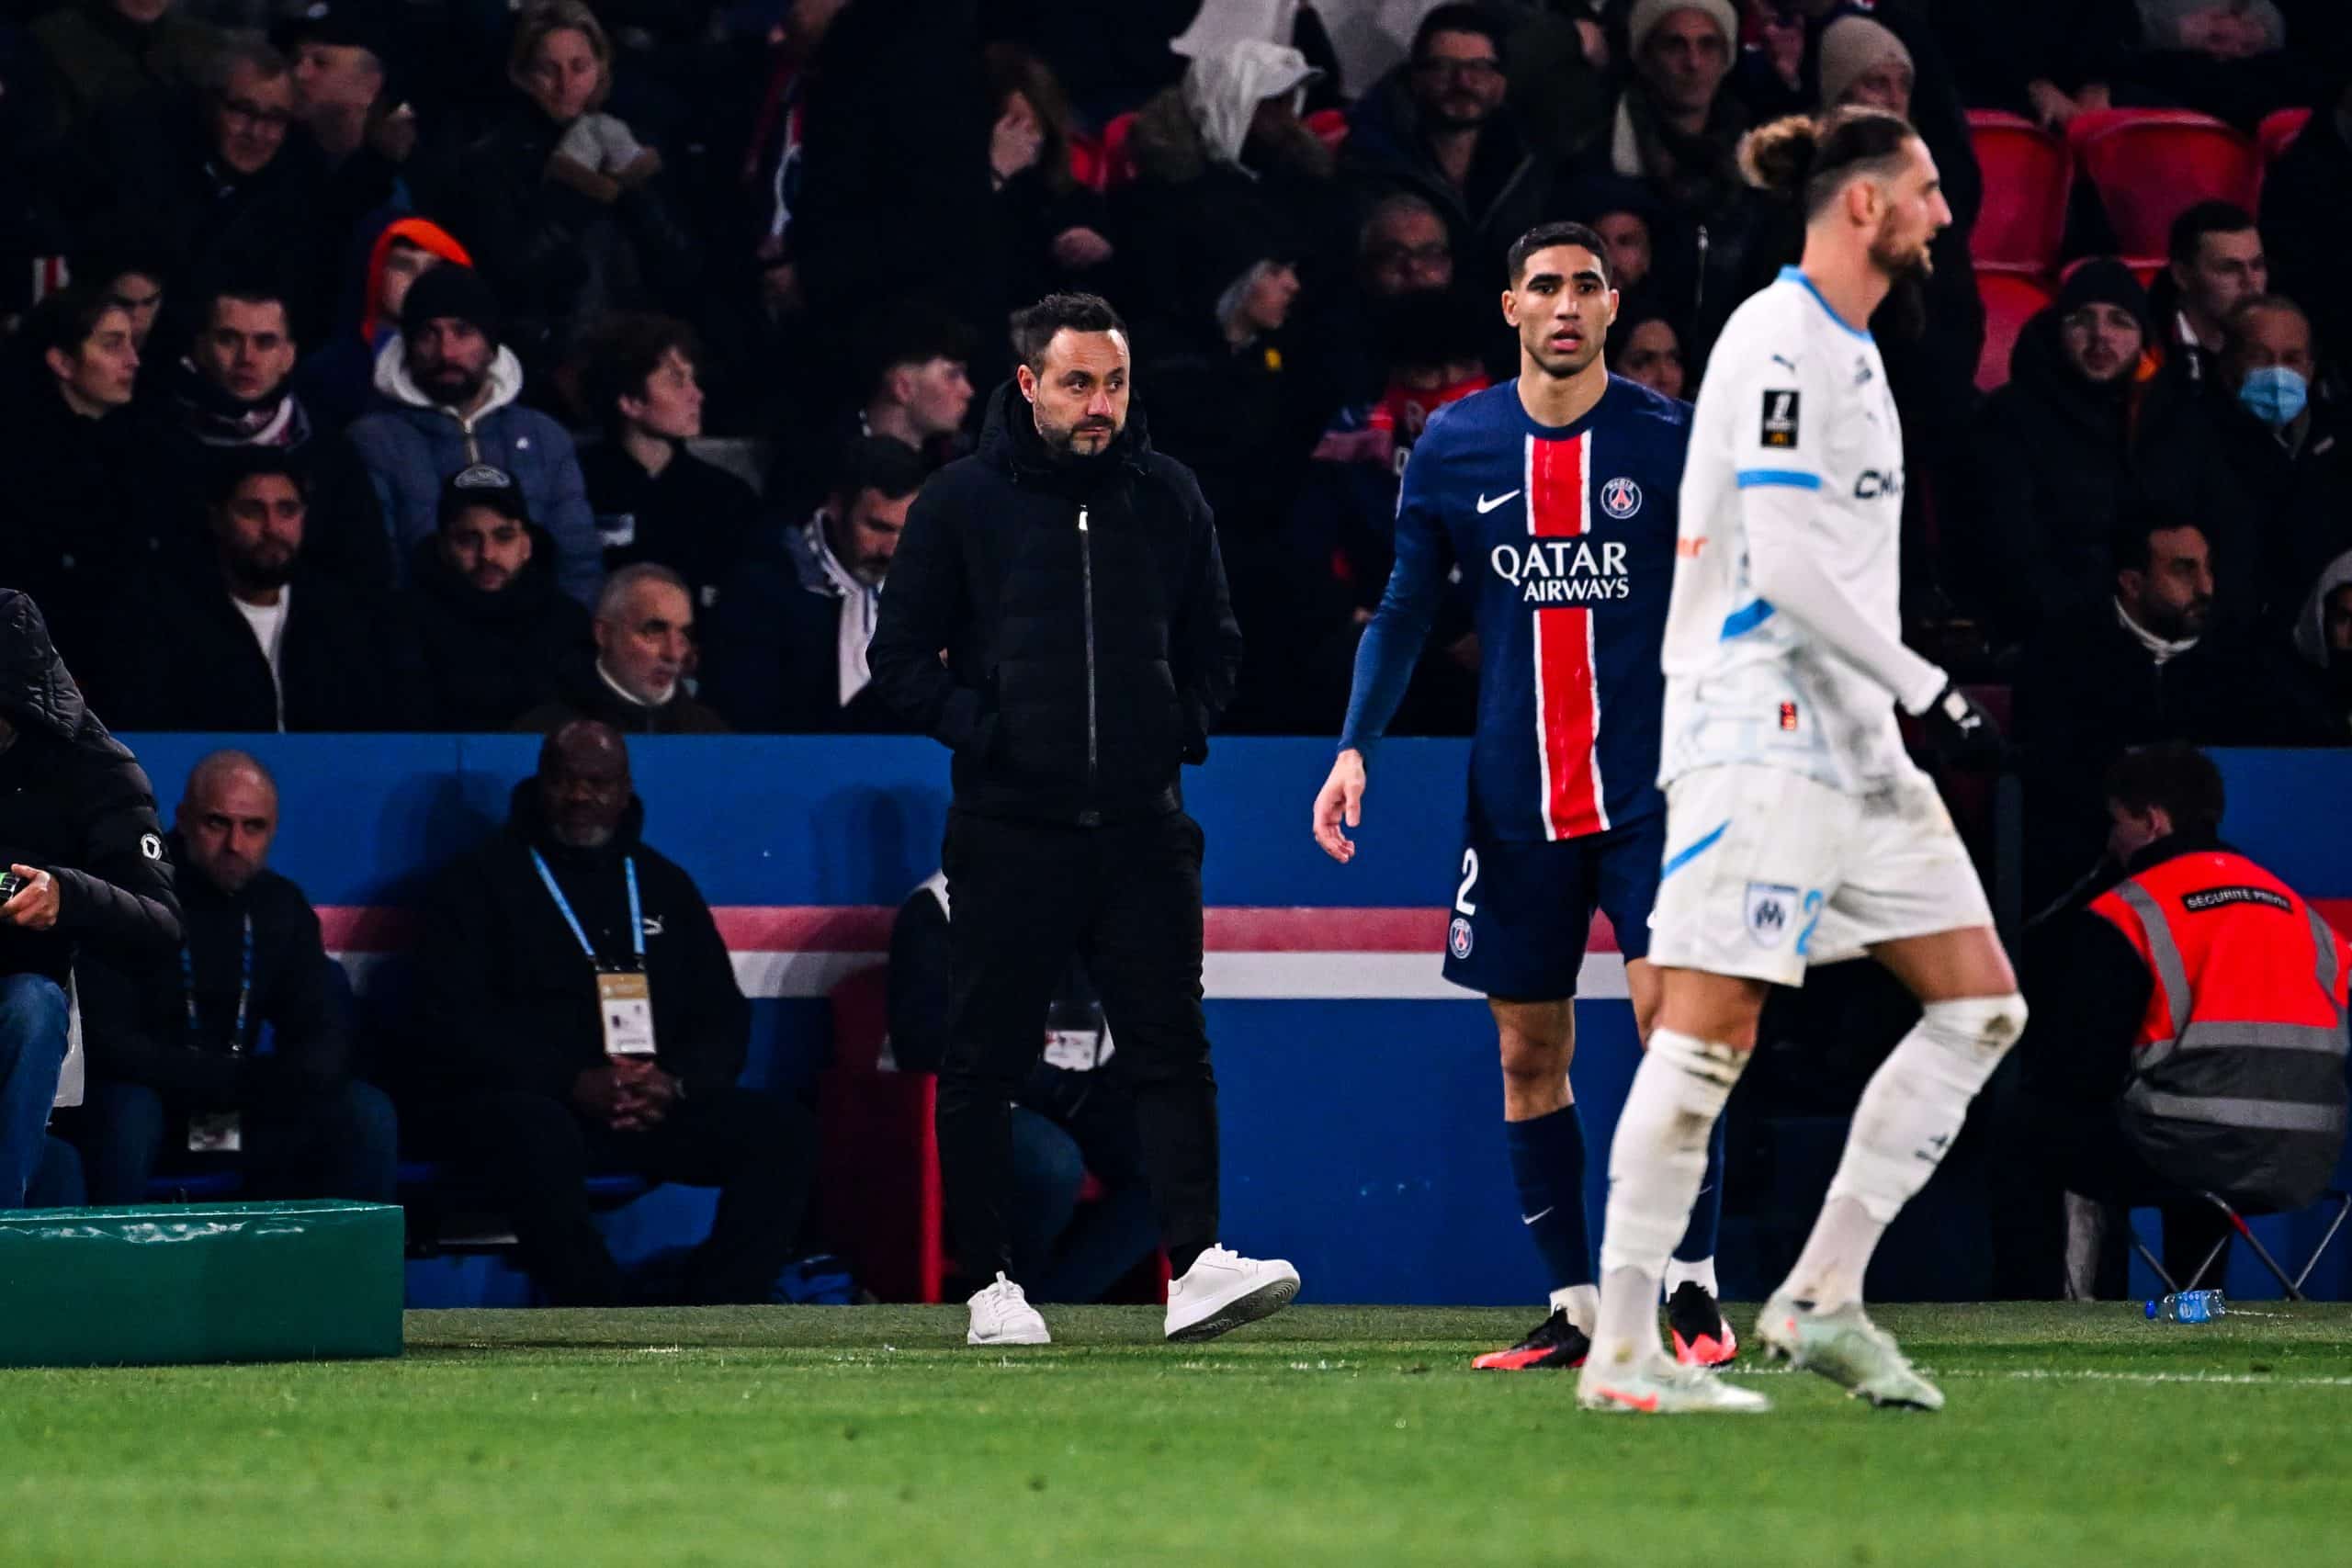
[1868,224,1933,341]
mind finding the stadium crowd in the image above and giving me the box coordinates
[0,0,2346,1303]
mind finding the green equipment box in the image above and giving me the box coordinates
[0,1200,404,1368]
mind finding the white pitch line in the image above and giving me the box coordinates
[1724,1365,2352,1390]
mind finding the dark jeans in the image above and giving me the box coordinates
[81,1079,401,1207]
[0,975,69,1208]
[940,809,1219,1282]
[424,1085,817,1306]
[1004,1064,1159,1303]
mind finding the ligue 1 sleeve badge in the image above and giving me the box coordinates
[1448,916,1474,959]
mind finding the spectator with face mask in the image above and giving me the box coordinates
[2207,296,2352,616]
[1958,260,2254,646]
[346,263,604,604]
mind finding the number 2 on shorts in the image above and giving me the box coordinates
[1455,850,1480,917]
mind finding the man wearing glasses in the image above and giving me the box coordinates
[1344,5,1548,295]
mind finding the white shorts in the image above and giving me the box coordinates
[1646,761,1994,988]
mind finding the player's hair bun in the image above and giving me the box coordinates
[1739,114,1821,197]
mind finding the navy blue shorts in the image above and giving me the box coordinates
[1441,812,1663,1001]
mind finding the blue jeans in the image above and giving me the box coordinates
[82,1079,401,1207]
[0,975,69,1208]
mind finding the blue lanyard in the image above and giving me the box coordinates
[530,851,642,969]
[181,914,254,1055]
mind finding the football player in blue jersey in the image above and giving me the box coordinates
[1312,222,1734,1371]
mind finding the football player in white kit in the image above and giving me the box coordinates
[1576,108,2024,1416]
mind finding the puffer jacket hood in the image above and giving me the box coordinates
[1130,72,1333,185]
[0,589,130,761]
[2295,547,2352,671]
[373,333,527,431]
[973,378,1158,488]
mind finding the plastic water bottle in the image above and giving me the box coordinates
[2145,1289,2228,1323]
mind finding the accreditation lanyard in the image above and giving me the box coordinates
[532,851,643,969]
[181,914,254,1056]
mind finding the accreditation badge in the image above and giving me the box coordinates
[597,970,657,1057]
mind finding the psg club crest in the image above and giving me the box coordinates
[1448,916,1474,960]
[1600,476,1642,519]
[1745,883,1798,948]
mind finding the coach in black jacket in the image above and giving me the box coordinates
[871,292,1296,1346]
[0,591,181,1206]
[403,720,815,1305]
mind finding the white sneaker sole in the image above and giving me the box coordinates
[1164,1270,1299,1343]
[967,1321,1051,1347]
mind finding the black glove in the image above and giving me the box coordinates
[1919,682,2007,766]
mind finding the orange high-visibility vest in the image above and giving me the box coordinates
[2090,850,2351,1208]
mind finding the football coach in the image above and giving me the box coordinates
[868,291,1299,1348]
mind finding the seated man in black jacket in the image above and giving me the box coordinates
[703,436,923,733]
[404,720,815,1304]
[101,452,413,732]
[0,592,182,1207]
[403,467,594,730]
[75,750,396,1205]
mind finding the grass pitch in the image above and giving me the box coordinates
[6,1303,2349,1566]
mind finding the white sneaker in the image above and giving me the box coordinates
[1577,1350,1771,1415]
[966,1272,1050,1346]
[1164,1246,1300,1341]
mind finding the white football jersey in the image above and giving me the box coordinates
[1659,268,1932,795]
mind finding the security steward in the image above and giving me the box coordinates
[869,290,1299,1348]
[2015,743,2350,1295]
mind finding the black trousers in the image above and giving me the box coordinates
[940,808,1218,1281]
[425,1085,817,1306]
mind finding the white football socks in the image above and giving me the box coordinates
[1780,994,2027,1310]
[1549,1282,1600,1336]
[1663,1255,1719,1300]
[1590,1030,1747,1368]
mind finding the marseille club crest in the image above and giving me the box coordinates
[1745,883,1797,948]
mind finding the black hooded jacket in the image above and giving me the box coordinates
[404,779,748,1105]
[0,591,180,987]
[866,383,1243,825]
[1959,309,2257,643]
[402,529,594,731]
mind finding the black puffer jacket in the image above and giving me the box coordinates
[0,591,180,987]
[868,383,1243,825]
[401,529,594,732]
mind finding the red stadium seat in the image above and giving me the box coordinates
[1975,272,2052,391]
[2066,109,2259,267]
[2258,107,2312,164]
[1099,109,1140,189]
[1965,110,2070,276]
[1068,131,1109,193]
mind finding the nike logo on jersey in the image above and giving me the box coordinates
[1770,355,1798,371]
[1476,490,1521,513]
[1521,1207,1555,1226]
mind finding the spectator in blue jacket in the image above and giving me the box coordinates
[345,263,603,604]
